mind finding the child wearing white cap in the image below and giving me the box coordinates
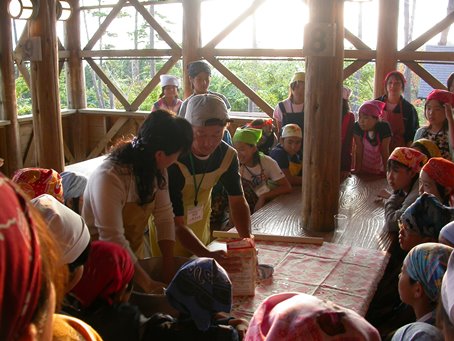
[270,123,303,185]
[152,74,183,114]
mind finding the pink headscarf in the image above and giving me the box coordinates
[0,174,42,340]
[12,167,64,202]
[71,241,134,308]
[244,293,380,341]
[427,89,454,106]
[358,100,386,118]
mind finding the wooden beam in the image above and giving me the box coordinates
[401,12,454,52]
[403,61,446,90]
[130,54,179,110]
[397,50,454,62]
[0,0,23,175]
[84,0,127,51]
[302,0,344,232]
[80,49,178,58]
[30,0,65,172]
[23,131,35,166]
[182,0,202,98]
[65,0,87,161]
[204,0,266,50]
[87,117,129,158]
[343,60,370,79]
[63,141,76,164]
[204,54,273,115]
[85,57,131,110]
[374,0,399,98]
[344,28,371,51]
[212,230,324,245]
[129,0,181,51]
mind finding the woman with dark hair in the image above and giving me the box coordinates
[82,110,193,293]
[447,72,454,93]
[376,71,419,151]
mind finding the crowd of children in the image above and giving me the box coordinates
[4,68,454,341]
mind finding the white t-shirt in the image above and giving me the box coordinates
[272,98,304,125]
[82,158,175,262]
[240,154,285,186]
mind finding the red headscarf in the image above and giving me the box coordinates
[358,100,386,118]
[0,174,42,340]
[427,89,454,106]
[389,147,427,173]
[12,167,64,202]
[422,157,454,193]
[384,71,406,87]
[71,241,134,308]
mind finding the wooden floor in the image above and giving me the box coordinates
[249,174,394,251]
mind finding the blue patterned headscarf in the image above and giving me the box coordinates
[165,258,232,331]
[401,193,454,239]
[404,242,453,302]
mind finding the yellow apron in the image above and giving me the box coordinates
[149,148,235,257]
[289,159,302,177]
[122,200,155,259]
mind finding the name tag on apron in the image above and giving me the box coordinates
[187,204,204,225]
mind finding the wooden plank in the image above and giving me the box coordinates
[212,230,324,245]
[84,0,128,51]
[87,117,128,158]
[401,11,454,52]
[85,57,131,110]
[63,141,76,164]
[204,0,266,50]
[403,61,446,90]
[129,0,181,51]
[130,54,179,110]
[397,50,454,62]
[204,55,273,115]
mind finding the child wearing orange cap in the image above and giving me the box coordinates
[414,89,454,160]
[420,157,454,206]
[383,147,427,232]
[353,100,392,175]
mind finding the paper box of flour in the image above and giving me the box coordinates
[226,238,257,296]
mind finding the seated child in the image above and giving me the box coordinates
[233,127,291,213]
[398,243,452,324]
[244,292,380,340]
[65,241,141,341]
[31,194,91,291]
[245,118,277,155]
[411,138,442,159]
[420,157,454,206]
[414,89,454,160]
[270,123,303,186]
[353,100,391,175]
[399,193,454,251]
[383,147,427,232]
[60,171,88,214]
[12,167,64,202]
[144,257,248,340]
[440,221,454,247]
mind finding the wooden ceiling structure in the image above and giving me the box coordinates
[0,0,453,231]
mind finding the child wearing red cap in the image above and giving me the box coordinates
[353,100,392,175]
[376,71,419,151]
[414,89,454,160]
[420,157,454,206]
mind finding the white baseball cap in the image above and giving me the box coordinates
[185,94,232,127]
[282,124,302,139]
[160,74,179,87]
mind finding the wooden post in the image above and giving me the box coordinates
[65,0,87,161]
[29,0,65,172]
[182,0,202,98]
[375,0,399,98]
[302,0,344,232]
[0,2,23,176]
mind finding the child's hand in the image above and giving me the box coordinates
[254,196,266,212]
[377,188,391,200]
[228,318,249,340]
[445,103,454,122]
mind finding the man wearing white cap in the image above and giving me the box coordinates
[152,74,183,114]
[149,94,251,259]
